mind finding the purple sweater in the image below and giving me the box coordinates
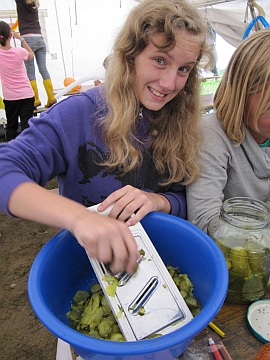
[0,87,186,218]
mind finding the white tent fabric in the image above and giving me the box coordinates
[135,0,270,48]
[0,0,269,106]
[0,0,137,105]
[197,0,270,47]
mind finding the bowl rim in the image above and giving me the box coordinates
[28,213,229,355]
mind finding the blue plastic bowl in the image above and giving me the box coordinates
[28,212,228,360]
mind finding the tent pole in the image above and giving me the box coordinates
[54,0,67,78]
[247,0,260,31]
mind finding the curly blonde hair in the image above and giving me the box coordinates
[214,28,270,144]
[101,0,212,185]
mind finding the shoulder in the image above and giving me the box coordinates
[69,86,106,111]
[13,47,28,60]
[201,112,222,129]
[200,112,227,137]
[4,47,26,56]
[199,113,234,154]
[45,86,107,121]
[83,86,105,103]
[12,46,28,55]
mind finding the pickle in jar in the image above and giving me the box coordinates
[229,246,252,275]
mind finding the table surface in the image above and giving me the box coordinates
[186,290,270,360]
[60,294,269,360]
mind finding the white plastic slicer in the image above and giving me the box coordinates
[87,204,193,341]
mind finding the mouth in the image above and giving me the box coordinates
[148,86,167,98]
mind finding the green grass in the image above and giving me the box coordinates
[200,77,221,95]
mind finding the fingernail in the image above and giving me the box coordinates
[97,204,103,211]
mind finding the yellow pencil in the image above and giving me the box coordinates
[208,322,225,338]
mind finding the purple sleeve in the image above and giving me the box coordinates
[0,107,70,216]
[159,183,186,219]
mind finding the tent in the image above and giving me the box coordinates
[135,0,269,47]
[1,0,269,78]
[0,0,269,104]
[0,0,138,100]
[195,0,270,47]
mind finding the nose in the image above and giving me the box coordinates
[159,69,178,91]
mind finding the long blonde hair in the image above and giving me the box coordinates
[214,28,270,144]
[101,0,212,185]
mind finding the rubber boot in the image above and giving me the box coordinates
[43,79,57,108]
[30,80,41,108]
[0,97,4,109]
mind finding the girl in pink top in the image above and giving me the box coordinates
[0,21,34,141]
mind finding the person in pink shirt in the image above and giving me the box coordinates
[0,20,34,141]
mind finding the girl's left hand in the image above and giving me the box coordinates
[97,185,171,226]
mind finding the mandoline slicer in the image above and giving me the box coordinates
[87,204,193,341]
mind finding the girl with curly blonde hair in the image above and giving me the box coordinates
[0,0,211,274]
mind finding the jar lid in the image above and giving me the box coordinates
[246,299,270,343]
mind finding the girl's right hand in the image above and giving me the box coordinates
[70,210,139,274]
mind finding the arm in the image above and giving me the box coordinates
[8,181,139,274]
[186,116,230,232]
[97,185,171,226]
[97,181,186,226]
[0,94,140,274]
[12,32,34,60]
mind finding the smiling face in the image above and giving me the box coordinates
[245,90,270,144]
[133,30,202,111]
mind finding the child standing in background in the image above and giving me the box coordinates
[15,0,57,108]
[0,21,34,141]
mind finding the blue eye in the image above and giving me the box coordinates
[155,58,165,65]
[179,67,189,73]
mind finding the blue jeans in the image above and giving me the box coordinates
[22,36,50,81]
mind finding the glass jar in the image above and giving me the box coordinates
[208,197,270,304]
